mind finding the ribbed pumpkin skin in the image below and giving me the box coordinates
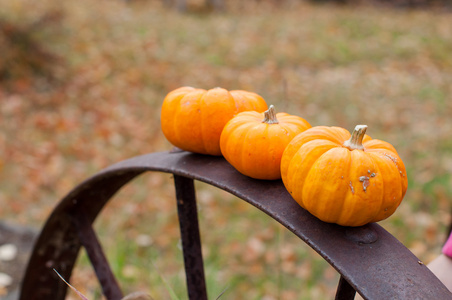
[161,87,268,155]
[281,126,408,227]
[220,110,311,180]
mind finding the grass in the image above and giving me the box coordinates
[1,0,452,299]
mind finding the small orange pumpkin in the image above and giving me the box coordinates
[281,125,408,227]
[161,87,268,156]
[220,105,311,180]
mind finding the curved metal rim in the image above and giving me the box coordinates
[20,150,452,299]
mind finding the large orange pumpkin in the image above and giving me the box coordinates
[220,105,311,180]
[161,87,268,155]
[281,125,408,227]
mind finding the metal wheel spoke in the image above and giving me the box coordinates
[73,211,123,300]
[174,175,208,300]
[335,275,356,300]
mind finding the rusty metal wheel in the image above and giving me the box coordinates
[19,151,451,300]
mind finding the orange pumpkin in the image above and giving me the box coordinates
[161,87,268,156]
[220,105,311,180]
[281,125,408,227]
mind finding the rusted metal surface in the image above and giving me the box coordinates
[174,175,208,300]
[20,172,141,300]
[20,151,452,299]
[335,276,356,300]
[73,210,123,299]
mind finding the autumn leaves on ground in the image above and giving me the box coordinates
[1,0,452,299]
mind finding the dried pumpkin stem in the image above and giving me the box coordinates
[343,125,368,150]
[262,105,279,124]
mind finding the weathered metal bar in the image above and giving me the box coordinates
[174,175,208,300]
[19,151,452,299]
[335,276,356,300]
[19,172,141,300]
[73,210,123,300]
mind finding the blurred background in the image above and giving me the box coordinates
[1,0,452,299]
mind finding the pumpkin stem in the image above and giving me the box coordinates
[262,105,279,124]
[343,125,368,150]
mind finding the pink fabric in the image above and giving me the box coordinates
[442,232,452,258]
